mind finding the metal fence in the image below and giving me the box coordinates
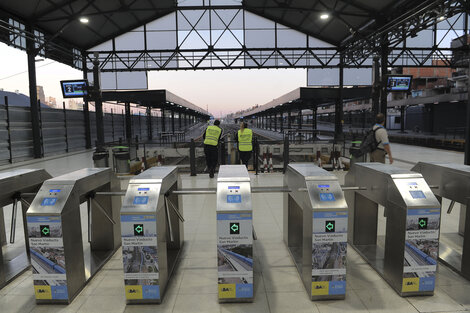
[0,98,193,165]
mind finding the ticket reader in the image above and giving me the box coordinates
[26,168,121,303]
[284,164,348,300]
[412,162,470,280]
[120,166,183,304]
[217,165,253,302]
[0,169,52,289]
[345,163,441,296]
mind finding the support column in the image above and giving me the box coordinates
[26,26,42,158]
[161,108,166,132]
[372,55,380,117]
[400,106,406,133]
[171,110,175,134]
[298,110,302,130]
[311,105,317,130]
[125,102,132,142]
[146,107,152,140]
[287,110,292,129]
[335,54,344,139]
[274,112,277,132]
[465,60,470,165]
[380,41,389,123]
[82,53,92,149]
[93,58,105,148]
[178,112,182,130]
[280,112,284,132]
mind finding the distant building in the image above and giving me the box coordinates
[0,90,48,107]
[36,86,46,104]
[46,96,57,108]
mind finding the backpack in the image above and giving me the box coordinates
[351,128,380,158]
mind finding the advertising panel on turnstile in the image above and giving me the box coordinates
[310,182,348,298]
[216,165,253,302]
[398,179,440,293]
[27,186,72,301]
[121,185,160,301]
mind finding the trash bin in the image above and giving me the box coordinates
[93,150,109,168]
[113,146,130,174]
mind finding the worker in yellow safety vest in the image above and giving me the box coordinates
[236,121,253,168]
[203,119,223,178]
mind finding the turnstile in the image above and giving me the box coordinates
[412,162,470,280]
[26,168,121,303]
[120,166,183,304]
[345,163,441,296]
[216,165,253,302]
[284,163,348,300]
[0,169,52,289]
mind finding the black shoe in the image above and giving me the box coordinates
[209,172,214,178]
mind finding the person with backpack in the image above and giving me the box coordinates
[370,113,393,164]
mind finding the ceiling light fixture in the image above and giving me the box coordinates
[320,14,329,20]
[438,15,445,21]
[79,17,89,24]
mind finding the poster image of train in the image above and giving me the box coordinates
[30,247,66,286]
[312,242,347,282]
[403,239,438,278]
[123,245,159,286]
[218,244,253,284]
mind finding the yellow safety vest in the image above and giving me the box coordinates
[238,128,253,152]
[204,125,222,146]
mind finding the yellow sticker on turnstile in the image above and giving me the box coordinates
[125,285,143,300]
[402,278,420,292]
[311,281,329,296]
[34,285,52,299]
[218,284,236,298]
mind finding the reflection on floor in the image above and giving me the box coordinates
[1,146,470,312]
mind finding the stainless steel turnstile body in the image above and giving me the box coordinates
[284,163,348,300]
[0,169,52,289]
[412,162,470,280]
[120,166,183,304]
[346,163,441,296]
[216,165,253,302]
[26,168,121,303]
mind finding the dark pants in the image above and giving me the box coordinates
[204,144,219,173]
[239,150,252,167]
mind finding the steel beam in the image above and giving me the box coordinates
[125,102,132,141]
[26,25,42,158]
[146,107,152,140]
[82,53,91,149]
[93,59,105,149]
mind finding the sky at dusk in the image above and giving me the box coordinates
[0,43,306,116]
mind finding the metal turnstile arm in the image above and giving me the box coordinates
[91,198,117,225]
[9,198,19,244]
[447,200,456,214]
[164,197,174,243]
[164,196,185,222]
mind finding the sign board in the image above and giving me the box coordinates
[60,80,89,98]
[402,208,440,293]
[217,212,253,300]
[387,75,413,92]
[121,214,160,300]
[311,211,347,296]
[27,216,68,300]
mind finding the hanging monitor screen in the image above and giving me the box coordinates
[60,80,89,98]
[386,75,412,92]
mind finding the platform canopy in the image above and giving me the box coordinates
[240,87,372,118]
[101,89,209,117]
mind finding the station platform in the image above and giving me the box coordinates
[1,145,470,313]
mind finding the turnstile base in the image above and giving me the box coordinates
[352,241,434,297]
[219,298,254,303]
[439,233,469,280]
[0,252,30,289]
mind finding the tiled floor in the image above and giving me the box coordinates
[1,146,470,312]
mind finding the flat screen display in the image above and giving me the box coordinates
[386,75,412,92]
[60,80,89,98]
[409,190,426,199]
